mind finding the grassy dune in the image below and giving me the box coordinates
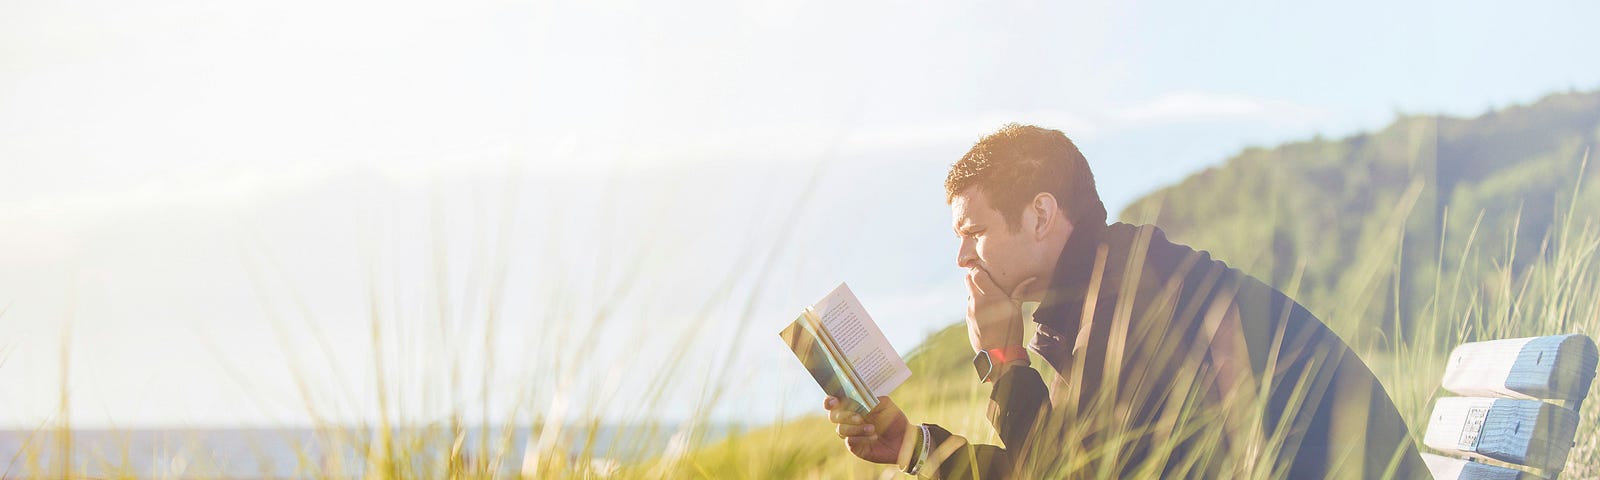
[8,174,1599,478]
[8,194,1598,479]
[8,92,1600,478]
[665,163,1600,478]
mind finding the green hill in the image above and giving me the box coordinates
[1121,90,1600,348]
[660,90,1600,478]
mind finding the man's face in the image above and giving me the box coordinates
[950,187,1041,295]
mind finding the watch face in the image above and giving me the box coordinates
[973,350,994,381]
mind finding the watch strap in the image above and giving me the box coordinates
[974,345,1029,383]
[986,345,1027,364]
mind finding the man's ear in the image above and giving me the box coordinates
[1031,192,1058,240]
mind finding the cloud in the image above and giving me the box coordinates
[0,91,1313,234]
[840,111,1102,152]
[0,164,334,225]
[1110,91,1326,127]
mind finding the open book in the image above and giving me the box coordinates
[778,283,911,414]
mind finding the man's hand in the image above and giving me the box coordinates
[824,396,911,466]
[965,268,1036,354]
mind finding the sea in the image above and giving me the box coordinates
[0,424,735,479]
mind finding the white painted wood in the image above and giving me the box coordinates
[1424,397,1580,473]
[1440,334,1599,406]
[1425,397,1499,454]
[1421,452,1532,480]
[1442,337,1537,399]
[1423,452,1464,480]
[1426,334,1595,479]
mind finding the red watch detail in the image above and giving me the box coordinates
[975,345,1030,383]
[987,345,1028,365]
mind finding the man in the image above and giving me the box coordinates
[824,124,1426,478]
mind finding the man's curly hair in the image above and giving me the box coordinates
[944,123,1106,232]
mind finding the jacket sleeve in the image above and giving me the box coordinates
[921,366,1052,479]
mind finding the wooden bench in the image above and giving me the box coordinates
[1421,334,1598,480]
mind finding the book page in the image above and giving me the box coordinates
[778,314,875,413]
[812,283,911,398]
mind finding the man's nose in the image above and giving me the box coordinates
[956,248,975,269]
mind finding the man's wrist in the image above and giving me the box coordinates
[974,345,1029,383]
[903,424,931,476]
[977,342,1027,355]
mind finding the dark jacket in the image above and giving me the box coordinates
[920,222,1427,479]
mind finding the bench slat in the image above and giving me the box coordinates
[1423,397,1580,472]
[1440,334,1599,405]
[1421,452,1535,480]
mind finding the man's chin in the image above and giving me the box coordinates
[1016,292,1046,303]
[1009,278,1049,302]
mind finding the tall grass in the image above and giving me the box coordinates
[665,158,1600,478]
[5,155,1598,479]
[1378,153,1600,478]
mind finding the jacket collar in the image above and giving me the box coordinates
[1033,219,1108,332]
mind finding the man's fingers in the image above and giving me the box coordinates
[830,408,863,425]
[836,422,875,438]
[971,268,1003,298]
[823,396,837,411]
[845,434,879,452]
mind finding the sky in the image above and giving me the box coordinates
[3,0,1600,429]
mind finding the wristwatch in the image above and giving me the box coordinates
[973,345,1028,383]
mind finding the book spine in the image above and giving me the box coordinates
[803,307,879,411]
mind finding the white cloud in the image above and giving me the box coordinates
[1111,91,1326,127]
[840,112,1102,152]
[0,163,332,225]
